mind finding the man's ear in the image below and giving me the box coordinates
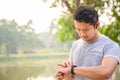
[96,21,100,29]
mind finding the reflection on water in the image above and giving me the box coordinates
[0,66,55,80]
[27,76,54,80]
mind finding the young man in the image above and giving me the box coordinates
[56,6,120,80]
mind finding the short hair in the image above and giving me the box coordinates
[73,6,98,27]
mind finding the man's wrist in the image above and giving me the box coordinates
[70,65,77,75]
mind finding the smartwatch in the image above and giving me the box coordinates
[71,65,77,75]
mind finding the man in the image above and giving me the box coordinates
[56,6,120,80]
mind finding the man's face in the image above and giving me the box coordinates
[74,20,98,42]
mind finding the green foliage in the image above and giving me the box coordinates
[57,13,76,42]
[99,22,120,44]
[50,0,120,44]
[99,0,120,44]
[0,19,19,54]
[51,0,110,42]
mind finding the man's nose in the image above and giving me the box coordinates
[80,31,86,36]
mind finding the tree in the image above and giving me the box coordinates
[98,0,120,45]
[16,20,39,53]
[0,19,39,56]
[0,19,19,56]
[48,0,108,42]
[57,13,76,41]
[43,0,120,44]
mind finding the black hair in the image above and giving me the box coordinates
[73,6,98,28]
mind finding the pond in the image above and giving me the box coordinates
[27,76,54,80]
[0,52,69,80]
[0,66,55,80]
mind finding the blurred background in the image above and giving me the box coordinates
[0,0,120,80]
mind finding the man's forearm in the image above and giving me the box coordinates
[74,57,118,80]
[74,66,108,80]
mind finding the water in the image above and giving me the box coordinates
[0,66,55,80]
[27,76,54,80]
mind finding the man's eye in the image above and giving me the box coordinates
[84,29,88,31]
[84,29,89,31]
[76,29,90,32]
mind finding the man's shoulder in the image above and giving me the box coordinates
[71,39,82,48]
[100,34,119,47]
[73,39,82,44]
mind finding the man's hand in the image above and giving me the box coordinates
[56,72,64,80]
[55,60,73,80]
[57,60,73,68]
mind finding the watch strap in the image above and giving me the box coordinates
[71,65,77,75]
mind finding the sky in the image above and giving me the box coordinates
[0,0,110,34]
[0,0,61,33]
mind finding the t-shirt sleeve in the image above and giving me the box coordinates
[104,42,120,64]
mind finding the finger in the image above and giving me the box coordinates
[58,61,69,67]
[57,61,73,68]
[64,61,72,67]
[57,63,66,68]
[57,76,64,80]
[68,61,73,66]
[56,72,64,77]
[56,73,64,80]
[65,61,71,67]
[56,72,62,76]
[70,60,73,65]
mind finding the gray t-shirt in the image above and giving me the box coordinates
[69,34,120,80]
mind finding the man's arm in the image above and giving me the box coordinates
[74,57,118,80]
